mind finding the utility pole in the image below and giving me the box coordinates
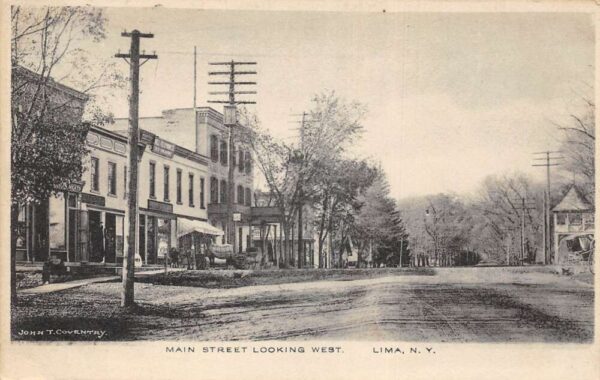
[532,151,563,264]
[508,195,536,266]
[290,112,309,268]
[208,61,257,252]
[115,30,157,308]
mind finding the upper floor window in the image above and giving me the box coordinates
[91,157,99,192]
[245,188,252,206]
[569,212,582,225]
[220,140,228,166]
[238,150,245,172]
[188,173,195,207]
[210,135,219,162]
[210,177,218,204]
[163,165,170,202]
[237,185,244,204]
[108,162,117,196]
[176,169,182,204]
[584,212,594,228]
[220,179,227,203]
[200,177,206,209]
[149,162,156,198]
[245,151,252,174]
[123,165,127,199]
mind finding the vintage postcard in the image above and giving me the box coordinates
[0,1,598,379]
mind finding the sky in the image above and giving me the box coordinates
[85,8,594,200]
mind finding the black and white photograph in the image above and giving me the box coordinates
[1,1,598,379]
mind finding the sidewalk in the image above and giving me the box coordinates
[19,268,186,295]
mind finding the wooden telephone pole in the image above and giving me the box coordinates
[207,61,256,252]
[115,30,157,307]
[290,112,309,268]
[508,195,536,266]
[532,151,563,264]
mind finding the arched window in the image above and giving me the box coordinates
[220,179,227,203]
[237,185,244,204]
[244,151,252,174]
[245,188,252,206]
[210,135,218,162]
[220,140,228,165]
[210,177,218,204]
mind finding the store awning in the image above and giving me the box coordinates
[177,218,224,238]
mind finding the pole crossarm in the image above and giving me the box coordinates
[209,71,257,75]
[206,59,257,256]
[207,100,256,104]
[209,61,257,65]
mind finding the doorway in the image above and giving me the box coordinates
[89,210,103,262]
[104,213,116,263]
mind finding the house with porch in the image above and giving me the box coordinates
[552,186,594,265]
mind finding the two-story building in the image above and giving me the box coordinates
[13,65,89,264]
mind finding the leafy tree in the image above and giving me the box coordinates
[10,6,120,304]
[311,158,378,267]
[354,174,407,267]
[238,91,366,267]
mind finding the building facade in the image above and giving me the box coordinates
[111,107,255,255]
[13,65,89,263]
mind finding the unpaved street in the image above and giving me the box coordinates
[13,268,593,342]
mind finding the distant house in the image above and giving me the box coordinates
[552,186,594,265]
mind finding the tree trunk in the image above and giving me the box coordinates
[11,203,19,306]
[328,215,334,269]
[317,196,328,268]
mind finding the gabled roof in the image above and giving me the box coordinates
[12,65,89,102]
[552,186,593,212]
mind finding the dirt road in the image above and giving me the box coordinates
[13,268,593,342]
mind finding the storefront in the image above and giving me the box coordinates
[139,199,177,265]
[15,187,84,263]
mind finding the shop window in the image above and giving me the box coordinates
[189,173,195,207]
[149,162,156,198]
[210,135,219,162]
[220,179,227,203]
[245,188,252,207]
[176,169,182,204]
[164,165,170,202]
[220,140,228,166]
[108,162,117,196]
[115,215,124,257]
[200,177,206,209]
[157,218,171,258]
[245,151,252,174]
[210,177,218,204]
[91,157,99,192]
[49,195,66,250]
